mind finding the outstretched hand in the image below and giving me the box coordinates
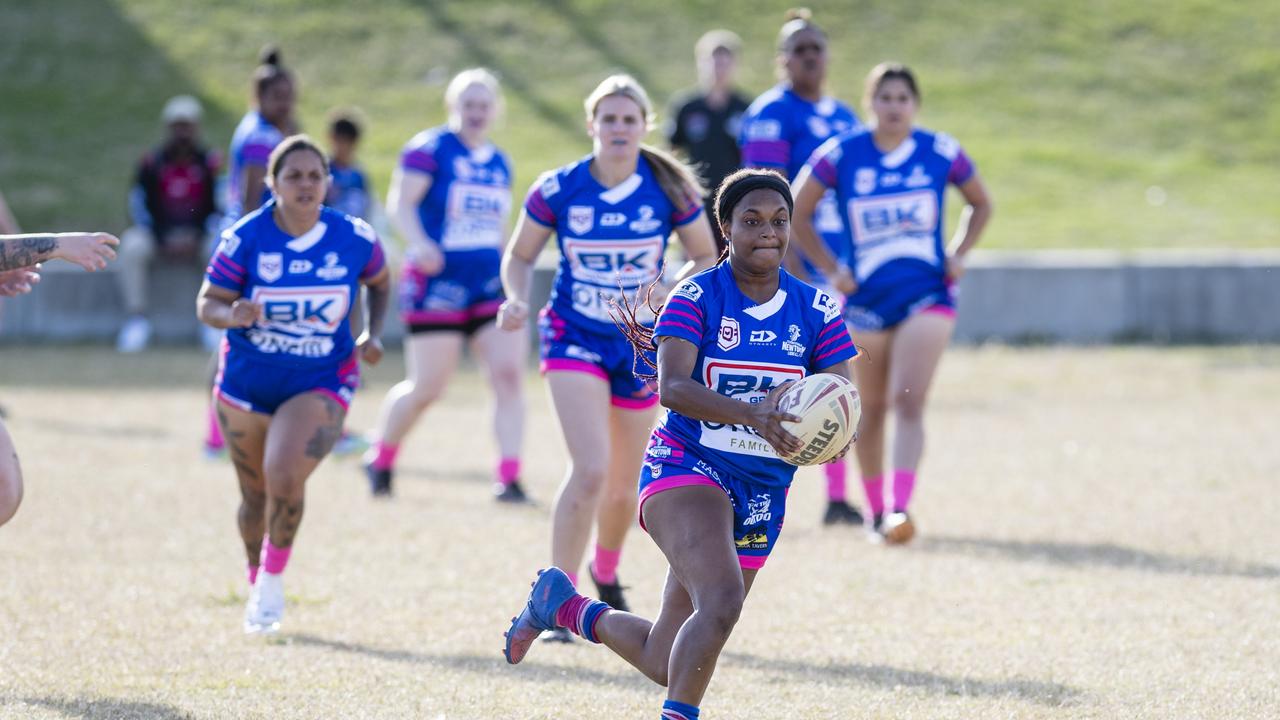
[0,266,41,296]
[56,232,119,271]
[748,381,804,457]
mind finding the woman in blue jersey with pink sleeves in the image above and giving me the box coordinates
[198,136,391,634]
[793,62,993,544]
[502,169,858,720]
[738,7,866,526]
[498,75,718,627]
[362,69,529,502]
[203,46,298,458]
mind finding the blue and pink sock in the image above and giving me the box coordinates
[553,593,609,643]
[892,470,916,513]
[497,457,520,486]
[825,460,847,502]
[661,700,700,719]
[592,544,622,584]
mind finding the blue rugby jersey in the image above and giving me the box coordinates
[523,155,702,335]
[804,127,975,297]
[225,111,284,220]
[327,160,371,221]
[205,200,387,368]
[739,85,861,266]
[400,126,512,264]
[651,262,858,487]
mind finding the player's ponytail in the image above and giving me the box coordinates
[253,44,293,99]
[778,7,824,51]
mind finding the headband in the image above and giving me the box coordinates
[715,171,794,230]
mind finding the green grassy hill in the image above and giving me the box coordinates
[2,0,1277,249]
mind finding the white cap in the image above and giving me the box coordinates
[161,95,202,124]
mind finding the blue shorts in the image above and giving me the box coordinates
[539,308,658,409]
[843,280,956,333]
[637,429,788,570]
[399,251,504,335]
[216,347,359,415]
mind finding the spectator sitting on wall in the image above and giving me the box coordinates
[115,95,223,353]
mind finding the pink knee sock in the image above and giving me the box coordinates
[892,470,917,513]
[824,460,847,502]
[247,563,259,586]
[206,404,224,448]
[367,441,400,472]
[497,457,520,486]
[592,544,622,584]
[862,474,885,516]
[260,537,292,575]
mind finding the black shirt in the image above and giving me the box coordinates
[666,89,751,195]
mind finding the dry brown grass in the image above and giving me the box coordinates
[1,346,1277,719]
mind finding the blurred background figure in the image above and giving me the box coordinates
[325,109,372,221]
[0,189,19,234]
[666,29,750,253]
[738,7,863,527]
[115,95,222,353]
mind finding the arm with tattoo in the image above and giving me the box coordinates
[0,232,119,272]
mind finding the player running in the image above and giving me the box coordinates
[503,170,857,720]
[739,7,865,526]
[363,69,528,500]
[792,62,993,544]
[203,46,298,458]
[198,136,390,633]
[498,75,717,629]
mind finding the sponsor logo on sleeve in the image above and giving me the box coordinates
[567,205,594,235]
[257,252,283,283]
[351,217,377,242]
[219,232,241,258]
[539,173,561,198]
[813,291,841,323]
[673,279,703,302]
[717,316,740,351]
[933,132,960,161]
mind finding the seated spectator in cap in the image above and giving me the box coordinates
[115,95,222,353]
[666,29,751,251]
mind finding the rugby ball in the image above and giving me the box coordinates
[775,374,860,466]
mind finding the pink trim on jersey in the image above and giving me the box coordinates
[524,188,556,226]
[948,149,974,186]
[815,339,856,363]
[651,427,687,450]
[360,241,387,280]
[242,141,274,165]
[811,156,839,188]
[659,319,702,338]
[216,254,246,276]
[311,387,351,411]
[737,553,769,570]
[741,140,790,168]
[403,309,470,324]
[214,388,254,413]
[666,296,704,320]
[672,201,703,226]
[638,474,722,531]
[662,308,704,327]
[611,393,658,410]
[400,148,438,175]
[541,358,608,380]
[813,330,847,354]
[817,320,845,340]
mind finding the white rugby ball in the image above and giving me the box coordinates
[775,373,861,466]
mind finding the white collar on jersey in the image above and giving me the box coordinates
[285,221,328,253]
[598,173,643,204]
[880,137,917,169]
[743,289,788,321]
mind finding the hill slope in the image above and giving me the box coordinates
[1,0,1277,248]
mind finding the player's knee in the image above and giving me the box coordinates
[891,387,927,421]
[405,381,443,409]
[488,362,524,395]
[263,464,305,498]
[698,584,745,638]
[569,460,608,490]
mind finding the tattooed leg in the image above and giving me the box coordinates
[263,391,347,547]
[216,401,270,564]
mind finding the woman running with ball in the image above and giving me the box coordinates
[363,69,527,501]
[503,169,858,720]
[739,7,865,526]
[498,75,717,627]
[199,136,390,633]
[792,62,993,544]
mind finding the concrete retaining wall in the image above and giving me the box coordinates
[2,250,1277,346]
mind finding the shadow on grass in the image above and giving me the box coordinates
[918,534,1280,580]
[722,653,1083,707]
[287,632,651,690]
[20,416,170,440]
[15,696,194,720]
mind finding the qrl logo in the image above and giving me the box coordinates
[717,317,740,351]
[252,286,350,333]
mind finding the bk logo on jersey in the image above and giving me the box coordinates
[562,237,663,286]
[704,359,804,401]
[848,190,939,244]
[252,286,350,333]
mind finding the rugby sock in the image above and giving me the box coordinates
[892,470,917,513]
[497,457,520,486]
[553,593,609,643]
[368,441,399,471]
[825,459,847,501]
[206,405,224,449]
[260,537,292,575]
[661,699,700,719]
[247,563,259,586]
[592,544,622,584]
[862,474,886,516]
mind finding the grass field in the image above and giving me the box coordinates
[1,1,1279,249]
[1,345,1277,718]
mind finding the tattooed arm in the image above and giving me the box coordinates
[0,233,119,272]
